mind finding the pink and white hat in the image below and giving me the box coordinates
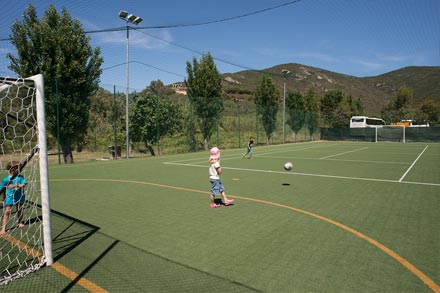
[209,147,220,159]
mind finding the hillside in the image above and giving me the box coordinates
[221,64,440,116]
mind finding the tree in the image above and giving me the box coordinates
[185,53,223,150]
[254,76,279,143]
[334,94,365,128]
[7,4,103,163]
[286,91,306,141]
[319,90,344,128]
[130,92,182,156]
[304,90,319,140]
[381,86,415,124]
[86,88,125,151]
[416,101,439,126]
[141,80,175,100]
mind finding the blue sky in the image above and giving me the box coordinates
[1,0,439,91]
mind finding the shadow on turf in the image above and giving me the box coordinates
[60,239,119,293]
[48,208,100,262]
[5,204,261,292]
[49,208,112,292]
[214,198,235,206]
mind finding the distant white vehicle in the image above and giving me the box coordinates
[350,116,385,128]
[397,120,430,127]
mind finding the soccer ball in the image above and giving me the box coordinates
[283,161,293,171]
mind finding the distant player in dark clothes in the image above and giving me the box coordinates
[242,137,254,159]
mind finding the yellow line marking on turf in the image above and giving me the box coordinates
[1,233,43,258]
[53,178,440,293]
[1,227,108,292]
[52,262,109,293]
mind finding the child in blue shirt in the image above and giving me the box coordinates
[1,161,27,235]
[242,137,254,159]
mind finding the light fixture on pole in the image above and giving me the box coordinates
[282,69,290,144]
[118,10,143,159]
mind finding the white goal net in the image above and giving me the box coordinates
[0,74,52,285]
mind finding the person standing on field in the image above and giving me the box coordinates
[208,147,234,208]
[0,161,27,235]
[242,137,254,159]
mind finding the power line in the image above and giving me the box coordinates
[87,0,302,33]
[99,0,304,82]
[2,0,302,80]
[1,1,302,39]
[134,29,284,78]
[102,61,186,78]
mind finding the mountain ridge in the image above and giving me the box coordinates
[221,64,440,115]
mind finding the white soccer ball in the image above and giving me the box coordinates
[283,161,293,171]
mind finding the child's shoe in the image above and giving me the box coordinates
[210,203,220,208]
[224,199,234,206]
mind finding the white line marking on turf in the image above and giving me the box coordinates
[164,161,440,187]
[399,145,429,182]
[258,156,410,165]
[320,147,368,159]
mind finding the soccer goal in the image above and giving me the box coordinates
[0,74,52,285]
[377,126,406,143]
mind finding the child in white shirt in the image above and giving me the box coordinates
[208,147,234,208]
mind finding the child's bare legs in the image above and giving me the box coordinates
[220,191,234,206]
[17,204,24,228]
[1,206,12,234]
[210,194,220,208]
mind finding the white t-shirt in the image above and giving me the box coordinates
[209,161,220,180]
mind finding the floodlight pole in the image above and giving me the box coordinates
[119,11,143,159]
[125,25,129,159]
[282,69,290,144]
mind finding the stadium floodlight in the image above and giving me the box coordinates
[118,11,143,159]
[118,10,128,19]
[133,16,143,25]
[127,14,137,22]
[282,69,291,144]
[120,11,143,25]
